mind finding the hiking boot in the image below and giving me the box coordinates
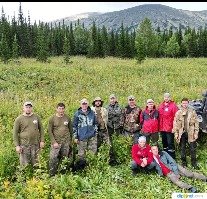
[132,169,138,177]
[188,187,197,193]
[182,161,187,167]
[192,163,200,170]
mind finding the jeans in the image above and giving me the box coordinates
[161,131,175,158]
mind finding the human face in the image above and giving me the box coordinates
[151,146,159,156]
[128,98,135,106]
[110,98,116,105]
[94,100,101,107]
[147,102,154,110]
[81,103,88,112]
[56,106,65,116]
[23,105,32,115]
[181,100,189,109]
[138,140,146,148]
[164,96,170,103]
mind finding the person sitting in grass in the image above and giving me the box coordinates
[130,136,155,176]
[151,145,207,193]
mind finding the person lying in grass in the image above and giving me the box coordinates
[151,145,207,193]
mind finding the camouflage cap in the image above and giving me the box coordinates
[128,95,135,100]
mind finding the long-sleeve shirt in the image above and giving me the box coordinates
[13,113,44,146]
[48,114,72,144]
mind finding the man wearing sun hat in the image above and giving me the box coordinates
[123,95,142,144]
[13,101,45,168]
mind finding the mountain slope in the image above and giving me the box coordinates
[48,4,207,32]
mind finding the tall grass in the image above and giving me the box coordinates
[0,56,207,198]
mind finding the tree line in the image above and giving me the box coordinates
[1,3,207,64]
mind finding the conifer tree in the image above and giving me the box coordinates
[63,34,71,64]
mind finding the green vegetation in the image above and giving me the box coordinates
[0,56,207,198]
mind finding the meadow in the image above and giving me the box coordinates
[0,56,207,198]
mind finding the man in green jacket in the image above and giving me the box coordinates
[13,101,44,168]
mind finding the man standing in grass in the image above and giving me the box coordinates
[106,94,123,165]
[13,101,44,168]
[123,95,142,144]
[91,97,109,150]
[72,98,98,171]
[158,93,178,159]
[140,99,159,146]
[172,98,199,169]
[48,102,73,176]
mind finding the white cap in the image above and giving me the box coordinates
[147,99,154,103]
[80,98,89,104]
[23,101,33,106]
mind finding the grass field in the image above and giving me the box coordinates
[0,56,207,198]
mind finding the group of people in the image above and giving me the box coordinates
[13,91,207,192]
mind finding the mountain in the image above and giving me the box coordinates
[48,4,207,32]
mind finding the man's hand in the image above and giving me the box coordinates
[142,158,148,166]
[194,134,198,140]
[40,141,44,148]
[16,146,22,153]
[74,139,79,144]
[175,135,179,143]
[53,142,59,149]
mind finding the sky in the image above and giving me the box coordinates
[0,2,207,24]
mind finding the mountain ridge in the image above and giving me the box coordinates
[48,4,207,32]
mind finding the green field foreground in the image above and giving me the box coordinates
[0,56,207,198]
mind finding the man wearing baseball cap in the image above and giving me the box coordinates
[13,101,44,169]
[72,98,98,171]
[106,94,123,165]
[123,95,142,144]
[140,99,159,146]
[158,93,178,159]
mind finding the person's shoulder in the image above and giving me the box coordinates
[15,114,24,121]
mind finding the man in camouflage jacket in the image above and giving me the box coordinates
[172,98,199,169]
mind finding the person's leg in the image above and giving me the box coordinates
[30,144,40,168]
[49,144,61,176]
[59,142,70,174]
[141,132,150,145]
[78,141,87,160]
[178,164,206,181]
[151,132,159,146]
[19,145,31,167]
[179,132,187,166]
[166,132,176,159]
[88,135,98,156]
[189,141,199,169]
[161,131,168,151]
[166,171,192,190]
[132,131,140,144]
[130,160,139,176]
[97,130,103,150]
